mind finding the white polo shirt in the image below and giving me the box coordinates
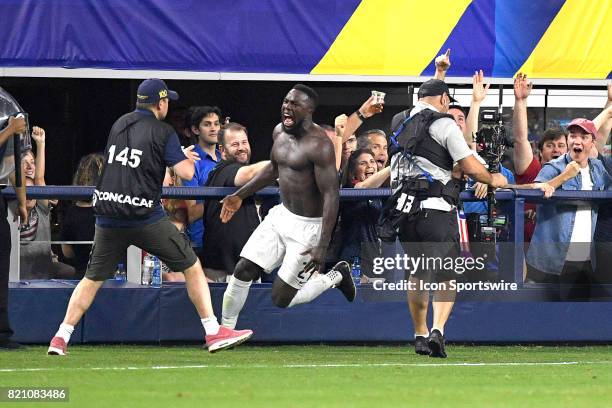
[391,101,473,211]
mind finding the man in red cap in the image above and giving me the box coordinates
[526,118,612,295]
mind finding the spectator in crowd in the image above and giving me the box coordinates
[594,151,612,284]
[159,167,188,282]
[21,139,58,207]
[166,105,193,146]
[0,114,27,350]
[21,150,35,179]
[202,123,270,281]
[334,114,358,171]
[327,101,384,267]
[16,127,74,279]
[448,105,466,135]
[513,73,569,243]
[356,129,389,171]
[333,96,384,167]
[526,118,611,295]
[462,70,491,150]
[183,106,222,261]
[321,124,342,171]
[592,83,612,283]
[432,49,452,82]
[339,148,389,279]
[60,153,104,279]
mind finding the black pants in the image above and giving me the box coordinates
[0,195,13,341]
[594,241,612,284]
[527,261,593,300]
[398,208,460,283]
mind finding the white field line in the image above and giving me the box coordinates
[2,361,612,373]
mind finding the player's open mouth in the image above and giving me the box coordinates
[282,114,294,127]
[376,160,385,167]
[573,147,583,153]
[552,155,560,159]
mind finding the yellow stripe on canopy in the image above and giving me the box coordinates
[311,0,472,75]
[517,0,612,79]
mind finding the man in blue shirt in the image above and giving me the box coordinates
[184,106,222,259]
[527,119,612,293]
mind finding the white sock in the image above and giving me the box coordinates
[55,323,74,344]
[222,276,252,329]
[431,327,444,336]
[201,317,220,336]
[415,332,429,338]
[288,272,337,308]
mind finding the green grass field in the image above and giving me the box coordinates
[2,345,612,407]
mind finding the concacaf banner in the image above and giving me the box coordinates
[0,0,609,80]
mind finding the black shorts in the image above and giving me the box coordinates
[85,217,197,281]
[398,208,460,283]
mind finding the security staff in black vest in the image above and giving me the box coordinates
[0,115,27,350]
[388,79,507,358]
[47,79,252,356]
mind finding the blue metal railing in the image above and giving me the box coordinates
[3,186,611,285]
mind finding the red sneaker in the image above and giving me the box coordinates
[205,326,253,353]
[47,336,67,356]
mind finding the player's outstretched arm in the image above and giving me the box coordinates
[232,160,277,200]
[220,160,278,224]
[234,160,272,187]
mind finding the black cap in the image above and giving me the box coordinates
[417,79,457,102]
[136,79,179,104]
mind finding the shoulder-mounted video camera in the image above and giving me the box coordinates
[474,109,509,174]
[0,87,31,153]
[0,87,31,182]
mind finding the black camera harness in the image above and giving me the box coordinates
[377,109,461,241]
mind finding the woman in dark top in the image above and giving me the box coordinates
[339,148,390,278]
[61,153,104,279]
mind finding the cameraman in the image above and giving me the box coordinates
[0,115,27,350]
[389,79,507,358]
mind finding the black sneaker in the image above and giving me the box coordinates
[428,329,447,358]
[414,336,430,355]
[330,261,356,302]
[0,339,25,351]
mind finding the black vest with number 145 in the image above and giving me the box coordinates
[94,110,173,220]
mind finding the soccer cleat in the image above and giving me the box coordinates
[331,261,356,302]
[414,336,430,356]
[428,329,447,358]
[47,336,68,356]
[205,326,253,353]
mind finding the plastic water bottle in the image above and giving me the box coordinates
[141,254,154,285]
[351,256,361,286]
[151,256,162,288]
[115,263,127,283]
